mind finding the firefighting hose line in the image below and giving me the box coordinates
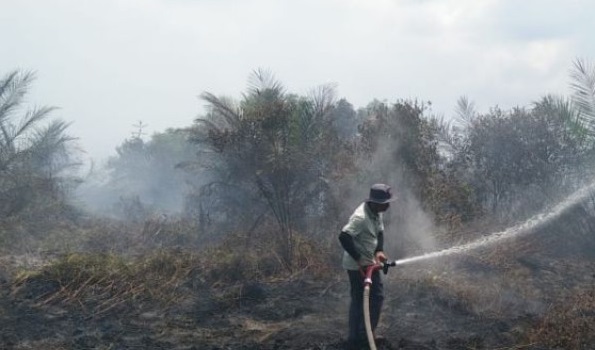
[362,261,397,350]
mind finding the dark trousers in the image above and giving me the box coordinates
[347,269,384,345]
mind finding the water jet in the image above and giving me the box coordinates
[395,182,595,266]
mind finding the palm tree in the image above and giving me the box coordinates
[192,69,338,269]
[0,70,76,216]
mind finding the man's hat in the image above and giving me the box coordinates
[367,184,395,204]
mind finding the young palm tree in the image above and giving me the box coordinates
[192,69,339,269]
[0,70,76,216]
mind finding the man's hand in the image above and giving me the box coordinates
[375,251,387,263]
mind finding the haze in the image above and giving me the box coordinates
[1,0,594,161]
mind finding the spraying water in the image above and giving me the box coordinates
[395,181,595,266]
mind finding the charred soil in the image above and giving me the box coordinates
[1,204,594,350]
[1,250,593,350]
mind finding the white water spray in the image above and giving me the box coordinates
[395,182,595,266]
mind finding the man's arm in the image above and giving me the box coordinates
[339,231,361,262]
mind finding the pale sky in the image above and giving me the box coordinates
[1,0,593,162]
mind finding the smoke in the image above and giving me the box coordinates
[73,131,202,220]
[389,189,440,258]
[74,162,119,215]
[74,164,189,219]
[339,106,440,260]
[395,179,595,266]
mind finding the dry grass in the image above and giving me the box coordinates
[6,224,334,321]
[395,265,539,321]
[10,252,199,316]
[524,287,595,349]
[390,228,595,350]
[2,206,594,349]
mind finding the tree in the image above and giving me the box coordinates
[328,98,359,139]
[191,70,347,268]
[459,97,586,218]
[356,100,442,206]
[0,70,77,218]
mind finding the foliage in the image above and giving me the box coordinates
[190,69,352,268]
[571,58,595,139]
[456,98,588,218]
[0,70,78,221]
[328,98,360,139]
[430,86,595,223]
[11,252,200,316]
[355,99,478,226]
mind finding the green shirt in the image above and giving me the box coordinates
[341,202,385,270]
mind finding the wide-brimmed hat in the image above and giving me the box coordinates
[366,184,395,204]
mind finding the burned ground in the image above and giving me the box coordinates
[1,256,593,349]
[0,204,594,349]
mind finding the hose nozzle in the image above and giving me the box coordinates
[364,260,397,285]
[382,260,396,275]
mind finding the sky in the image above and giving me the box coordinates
[1,0,594,162]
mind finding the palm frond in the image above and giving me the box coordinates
[0,71,38,152]
[246,68,285,96]
[0,123,13,151]
[570,58,595,133]
[295,100,317,145]
[15,106,56,140]
[430,114,458,157]
[23,120,77,175]
[31,120,73,150]
[0,71,19,95]
[0,70,36,124]
[454,95,476,128]
[199,92,241,129]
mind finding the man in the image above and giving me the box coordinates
[339,184,395,349]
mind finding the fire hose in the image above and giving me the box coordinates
[362,261,397,350]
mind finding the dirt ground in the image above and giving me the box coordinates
[2,251,591,350]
